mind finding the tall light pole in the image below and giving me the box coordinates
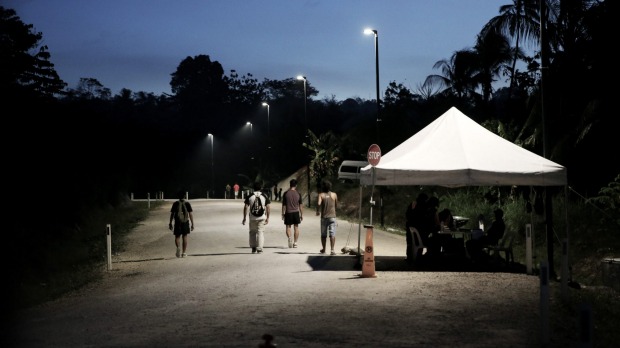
[296,75,307,131]
[246,122,253,160]
[262,102,270,149]
[208,133,214,198]
[297,75,311,207]
[364,28,381,143]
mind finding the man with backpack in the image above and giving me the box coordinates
[168,190,194,258]
[242,182,271,254]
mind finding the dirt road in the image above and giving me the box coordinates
[5,199,545,347]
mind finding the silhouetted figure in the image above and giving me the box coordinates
[316,179,338,255]
[168,190,194,258]
[466,208,506,262]
[419,196,442,256]
[259,333,277,347]
[405,192,428,262]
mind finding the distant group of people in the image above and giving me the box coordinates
[241,179,337,255]
[404,192,505,263]
[272,185,283,201]
[169,179,339,257]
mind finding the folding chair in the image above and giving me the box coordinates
[409,227,428,262]
[484,232,515,265]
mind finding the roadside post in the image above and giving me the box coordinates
[106,224,112,271]
[361,225,376,278]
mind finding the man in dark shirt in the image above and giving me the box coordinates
[281,179,303,248]
[466,208,506,261]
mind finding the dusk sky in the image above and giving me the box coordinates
[6,0,515,101]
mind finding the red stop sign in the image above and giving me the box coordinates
[367,144,381,166]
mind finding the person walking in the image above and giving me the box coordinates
[316,179,338,255]
[242,182,270,254]
[233,183,240,199]
[168,190,194,258]
[282,179,303,248]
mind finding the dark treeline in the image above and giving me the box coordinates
[2,1,616,220]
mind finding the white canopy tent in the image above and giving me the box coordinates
[356,106,568,280]
[360,106,566,187]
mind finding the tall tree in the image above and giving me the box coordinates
[472,30,514,104]
[423,49,480,101]
[169,54,228,135]
[170,55,227,112]
[481,0,540,94]
[223,70,264,107]
[66,77,112,100]
[0,6,66,98]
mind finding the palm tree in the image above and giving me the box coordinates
[481,0,540,93]
[302,130,341,188]
[472,30,515,103]
[423,49,480,101]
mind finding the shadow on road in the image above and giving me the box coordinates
[305,254,528,273]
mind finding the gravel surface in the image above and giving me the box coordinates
[4,199,549,347]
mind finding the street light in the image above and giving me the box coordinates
[246,121,253,135]
[262,102,270,148]
[297,75,311,207]
[246,122,253,160]
[208,133,214,198]
[296,75,307,131]
[364,28,381,143]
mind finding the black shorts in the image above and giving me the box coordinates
[173,221,191,236]
[283,211,301,226]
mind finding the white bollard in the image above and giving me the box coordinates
[106,224,112,271]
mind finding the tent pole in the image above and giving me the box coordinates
[563,185,570,287]
[357,185,363,266]
[369,167,375,225]
[540,0,555,279]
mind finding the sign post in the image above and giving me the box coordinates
[360,145,381,277]
[367,144,381,225]
[367,144,381,166]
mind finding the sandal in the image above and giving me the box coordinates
[330,250,336,255]
[320,249,325,254]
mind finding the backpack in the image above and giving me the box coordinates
[250,193,265,217]
[176,200,189,223]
